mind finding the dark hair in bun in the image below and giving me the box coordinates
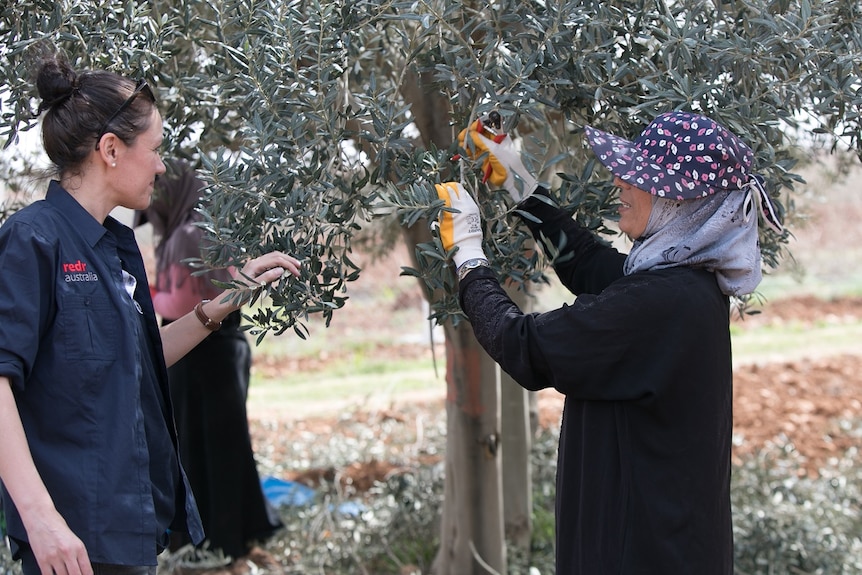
[35,56,78,114]
[35,52,157,175]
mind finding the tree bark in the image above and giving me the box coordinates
[501,375,532,548]
[500,285,533,551]
[431,320,505,575]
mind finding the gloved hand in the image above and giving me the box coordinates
[434,182,487,269]
[458,120,538,203]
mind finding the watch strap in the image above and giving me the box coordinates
[457,258,490,281]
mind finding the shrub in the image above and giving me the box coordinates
[732,433,862,575]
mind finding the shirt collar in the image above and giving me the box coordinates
[46,180,109,248]
[45,180,136,249]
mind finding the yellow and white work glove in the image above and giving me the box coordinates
[458,121,539,203]
[434,182,490,279]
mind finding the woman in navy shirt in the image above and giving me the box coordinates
[0,53,300,575]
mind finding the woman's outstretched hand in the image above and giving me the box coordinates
[235,251,302,289]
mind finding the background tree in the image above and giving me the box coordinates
[2,0,861,572]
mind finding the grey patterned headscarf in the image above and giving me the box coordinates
[623,190,762,296]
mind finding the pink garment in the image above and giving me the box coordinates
[152,264,224,321]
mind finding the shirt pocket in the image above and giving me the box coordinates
[59,293,118,362]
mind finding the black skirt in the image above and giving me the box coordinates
[167,312,283,559]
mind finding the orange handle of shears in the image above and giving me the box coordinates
[482,163,494,184]
[452,116,507,184]
[480,131,507,184]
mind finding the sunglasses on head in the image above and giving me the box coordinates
[95,78,155,148]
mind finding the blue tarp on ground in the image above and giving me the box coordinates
[260,475,364,516]
[261,475,316,507]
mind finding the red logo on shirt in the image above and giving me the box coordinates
[63,260,88,273]
[63,259,99,283]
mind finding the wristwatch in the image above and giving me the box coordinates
[457,258,490,281]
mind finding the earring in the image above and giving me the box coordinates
[112,162,117,167]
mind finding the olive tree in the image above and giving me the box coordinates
[2,0,861,572]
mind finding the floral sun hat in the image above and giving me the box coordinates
[585,111,783,231]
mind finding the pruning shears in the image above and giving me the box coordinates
[453,110,508,184]
[477,111,507,183]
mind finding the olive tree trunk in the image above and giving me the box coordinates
[500,285,533,550]
[431,321,505,575]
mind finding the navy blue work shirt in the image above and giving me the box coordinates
[0,181,204,566]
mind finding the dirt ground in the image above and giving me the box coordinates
[247,294,862,488]
[729,296,862,475]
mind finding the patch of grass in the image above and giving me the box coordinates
[248,361,442,416]
[757,271,862,302]
[730,320,862,366]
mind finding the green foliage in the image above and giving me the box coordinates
[377,0,862,317]
[1,0,861,331]
[732,437,862,574]
[0,1,165,140]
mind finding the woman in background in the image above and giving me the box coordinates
[140,161,283,574]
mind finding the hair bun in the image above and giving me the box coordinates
[36,56,78,115]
